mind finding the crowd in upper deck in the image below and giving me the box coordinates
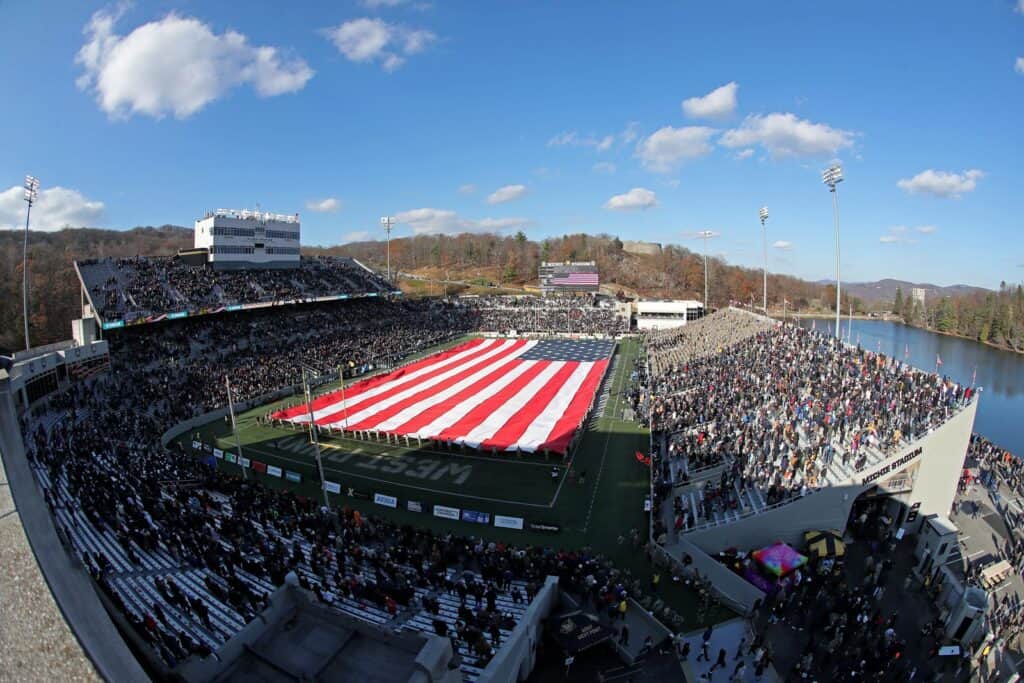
[77,256,393,319]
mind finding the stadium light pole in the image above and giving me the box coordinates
[823,164,844,339]
[225,377,248,480]
[22,175,40,351]
[759,206,769,314]
[380,216,395,283]
[696,230,716,312]
[301,365,330,507]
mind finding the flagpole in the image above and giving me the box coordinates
[225,377,248,480]
[338,365,350,434]
[303,367,330,506]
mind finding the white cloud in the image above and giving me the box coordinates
[322,18,436,71]
[1016,57,1024,74]
[1017,0,1024,13]
[735,149,755,160]
[547,131,614,152]
[620,121,641,144]
[0,185,105,231]
[342,230,370,243]
[772,240,793,250]
[395,208,531,235]
[682,82,738,120]
[75,7,313,119]
[879,225,933,244]
[486,184,527,205]
[305,197,341,212]
[458,184,476,195]
[361,0,412,7]
[682,229,720,240]
[896,169,983,198]
[636,126,716,172]
[604,187,658,211]
[720,113,855,158]
[592,162,617,175]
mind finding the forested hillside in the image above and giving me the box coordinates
[3,226,1017,356]
[893,284,1024,352]
[0,226,191,353]
[322,232,830,309]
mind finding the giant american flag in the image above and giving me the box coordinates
[271,337,612,454]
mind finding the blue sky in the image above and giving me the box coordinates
[1,1,1023,288]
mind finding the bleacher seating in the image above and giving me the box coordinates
[76,255,392,320]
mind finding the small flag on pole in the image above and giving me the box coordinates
[904,344,909,360]
[936,354,943,367]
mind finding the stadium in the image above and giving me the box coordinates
[0,208,1004,683]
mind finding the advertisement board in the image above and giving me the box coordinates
[494,515,524,530]
[433,505,460,520]
[374,493,398,508]
[461,510,491,524]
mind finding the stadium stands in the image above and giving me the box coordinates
[14,294,638,679]
[639,309,976,537]
[76,255,393,321]
[456,295,628,336]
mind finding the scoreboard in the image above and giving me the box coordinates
[539,261,600,294]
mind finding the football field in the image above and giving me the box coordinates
[182,336,645,535]
[179,335,731,625]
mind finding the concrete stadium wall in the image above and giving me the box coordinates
[904,399,977,526]
[655,540,765,615]
[477,576,559,683]
[683,399,977,555]
[0,379,148,681]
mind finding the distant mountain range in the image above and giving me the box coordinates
[816,278,990,304]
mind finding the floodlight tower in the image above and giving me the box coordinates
[22,175,40,350]
[697,230,717,311]
[380,216,396,282]
[822,164,844,339]
[759,206,769,314]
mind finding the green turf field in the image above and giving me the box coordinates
[179,336,733,627]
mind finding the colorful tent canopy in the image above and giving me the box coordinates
[804,529,846,558]
[752,541,808,577]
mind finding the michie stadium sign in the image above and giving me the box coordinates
[862,446,923,485]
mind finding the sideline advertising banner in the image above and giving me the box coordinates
[374,493,398,508]
[494,515,524,530]
[433,505,460,520]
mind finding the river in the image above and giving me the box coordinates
[793,318,1024,457]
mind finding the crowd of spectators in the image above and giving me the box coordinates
[743,501,936,681]
[454,295,628,336]
[962,434,1024,648]
[17,294,681,673]
[77,256,392,319]
[641,308,976,530]
[645,308,772,376]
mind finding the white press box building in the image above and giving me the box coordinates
[194,208,301,270]
[635,299,705,330]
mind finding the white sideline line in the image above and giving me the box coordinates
[581,342,631,534]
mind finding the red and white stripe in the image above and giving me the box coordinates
[271,338,608,454]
